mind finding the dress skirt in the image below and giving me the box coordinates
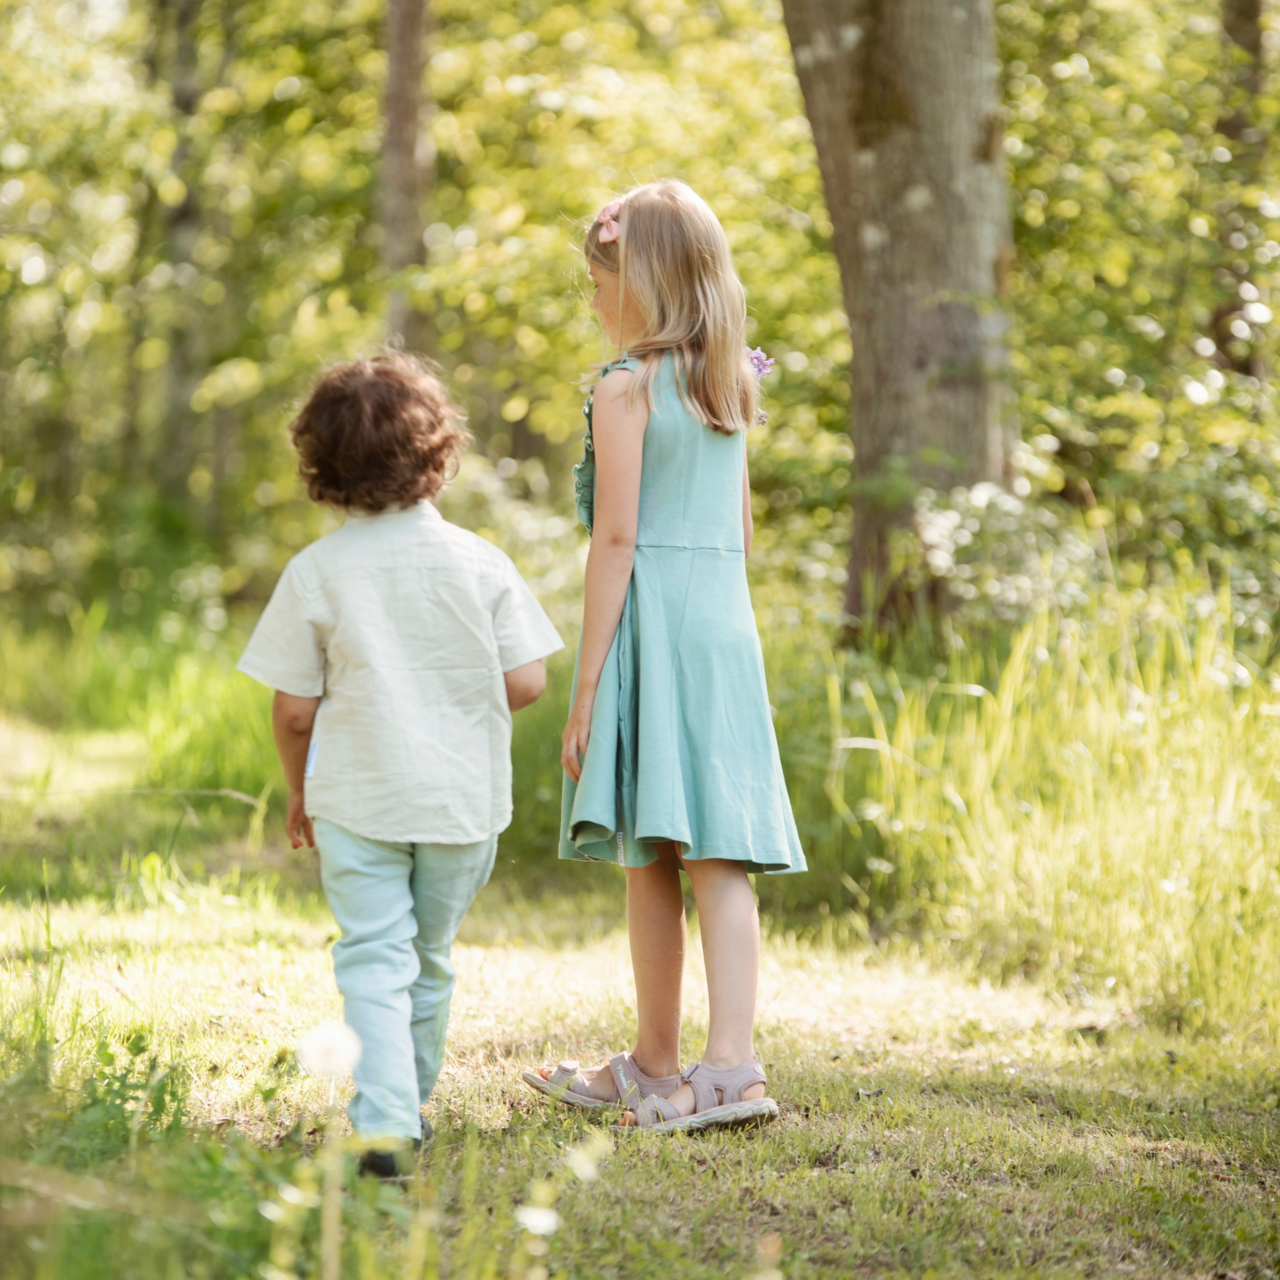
[559,544,806,874]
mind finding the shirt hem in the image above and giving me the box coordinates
[306,802,511,847]
[500,637,566,672]
[235,656,324,698]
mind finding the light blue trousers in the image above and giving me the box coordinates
[314,817,497,1141]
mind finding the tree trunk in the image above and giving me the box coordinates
[1211,0,1267,380]
[121,186,157,480]
[156,0,205,517]
[381,0,434,353]
[1222,0,1263,101]
[778,0,1010,636]
[210,406,239,551]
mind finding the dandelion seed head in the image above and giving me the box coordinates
[297,1022,361,1078]
[515,1206,561,1236]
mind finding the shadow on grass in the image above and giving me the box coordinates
[0,787,619,916]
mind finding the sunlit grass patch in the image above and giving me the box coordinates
[0,715,145,799]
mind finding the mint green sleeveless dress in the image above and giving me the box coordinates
[559,353,806,875]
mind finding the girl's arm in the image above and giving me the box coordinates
[742,454,753,557]
[272,690,321,849]
[561,369,648,782]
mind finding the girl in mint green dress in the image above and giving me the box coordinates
[523,181,805,1133]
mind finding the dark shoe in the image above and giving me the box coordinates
[357,1134,425,1183]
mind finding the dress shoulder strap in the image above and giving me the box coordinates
[600,353,641,377]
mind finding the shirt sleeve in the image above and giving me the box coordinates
[236,557,327,697]
[489,554,565,672]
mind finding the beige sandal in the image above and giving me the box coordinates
[614,1060,779,1133]
[522,1052,682,1111]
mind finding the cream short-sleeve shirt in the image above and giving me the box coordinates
[237,500,564,844]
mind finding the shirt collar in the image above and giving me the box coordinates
[346,499,442,524]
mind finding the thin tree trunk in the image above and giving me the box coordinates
[156,0,205,514]
[1211,0,1267,381]
[119,1,165,492]
[38,331,73,514]
[381,0,434,354]
[121,186,156,479]
[778,0,1009,637]
[210,406,238,551]
[1222,0,1263,102]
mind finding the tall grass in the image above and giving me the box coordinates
[818,587,1280,1035]
[0,602,163,728]
[140,653,276,801]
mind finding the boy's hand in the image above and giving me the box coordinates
[286,788,316,850]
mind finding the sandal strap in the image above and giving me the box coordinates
[630,1093,684,1127]
[682,1060,767,1110]
[607,1053,681,1108]
[546,1061,590,1095]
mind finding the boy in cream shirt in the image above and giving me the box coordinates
[238,353,562,1178]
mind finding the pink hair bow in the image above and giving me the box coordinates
[595,200,621,243]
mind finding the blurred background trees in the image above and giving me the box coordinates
[0,0,1278,652]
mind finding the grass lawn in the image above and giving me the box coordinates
[3,880,1279,1278]
[2,719,1279,1278]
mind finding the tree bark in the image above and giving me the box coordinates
[1216,0,1263,144]
[120,186,156,480]
[1211,0,1267,380]
[210,406,239,551]
[381,0,434,353]
[1222,0,1263,98]
[156,0,205,516]
[778,0,1010,635]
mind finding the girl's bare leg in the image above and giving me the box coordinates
[626,841,686,1077]
[538,842,686,1100]
[622,856,764,1120]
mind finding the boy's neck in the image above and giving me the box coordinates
[346,499,439,522]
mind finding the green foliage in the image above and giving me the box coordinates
[0,0,850,628]
[1000,0,1280,625]
[417,0,847,486]
[4,0,1279,645]
[0,0,386,599]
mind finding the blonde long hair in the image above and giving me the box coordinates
[585,180,757,435]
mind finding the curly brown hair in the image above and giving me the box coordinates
[290,352,470,513]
